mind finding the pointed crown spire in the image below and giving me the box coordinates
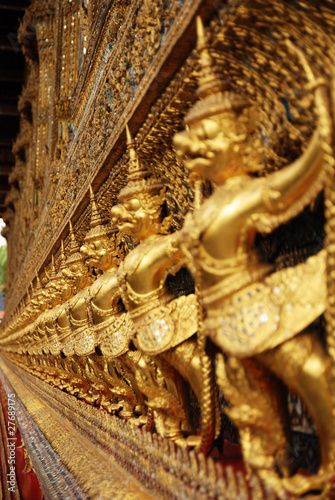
[84,185,115,243]
[118,125,163,201]
[49,255,57,279]
[68,220,80,254]
[34,272,42,293]
[126,126,148,181]
[65,220,83,267]
[59,240,67,271]
[195,16,229,98]
[89,185,104,228]
[185,16,250,124]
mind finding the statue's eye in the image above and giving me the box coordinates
[203,120,220,139]
[192,124,207,140]
[128,199,140,211]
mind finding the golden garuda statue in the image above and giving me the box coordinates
[172,16,334,498]
[2,5,335,498]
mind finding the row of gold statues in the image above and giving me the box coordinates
[3,18,335,499]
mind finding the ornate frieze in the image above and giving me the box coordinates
[2,1,335,498]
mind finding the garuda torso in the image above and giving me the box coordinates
[119,232,197,355]
[182,168,327,357]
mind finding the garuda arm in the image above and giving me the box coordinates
[256,46,330,231]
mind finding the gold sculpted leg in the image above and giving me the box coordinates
[135,355,186,442]
[257,331,335,496]
[121,351,147,422]
[216,353,289,494]
[155,355,195,436]
[161,338,220,447]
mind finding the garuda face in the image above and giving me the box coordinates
[111,194,162,240]
[62,260,91,291]
[80,235,118,272]
[173,107,263,183]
